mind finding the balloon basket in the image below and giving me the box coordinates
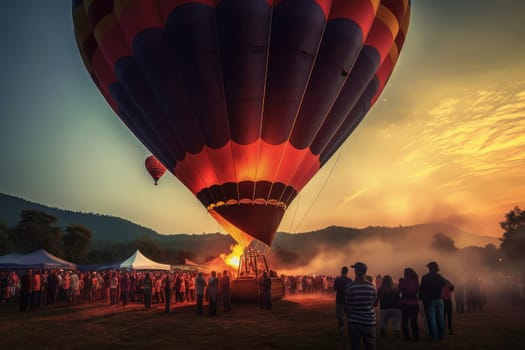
[231,248,284,302]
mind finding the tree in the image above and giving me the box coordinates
[8,209,64,256]
[164,248,196,264]
[63,224,92,263]
[131,236,164,262]
[0,221,11,255]
[88,243,130,264]
[499,206,525,263]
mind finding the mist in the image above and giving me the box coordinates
[270,231,517,300]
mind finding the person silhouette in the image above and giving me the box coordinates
[334,266,352,336]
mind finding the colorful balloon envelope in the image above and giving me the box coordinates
[145,155,167,185]
[72,0,411,248]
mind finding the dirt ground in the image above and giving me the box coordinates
[1,294,524,350]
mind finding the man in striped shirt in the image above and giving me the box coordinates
[345,262,377,350]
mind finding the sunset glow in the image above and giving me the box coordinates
[0,1,524,240]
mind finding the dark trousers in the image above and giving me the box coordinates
[165,292,171,313]
[443,299,453,333]
[222,292,231,311]
[121,291,129,306]
[20,292,31,312]
[259,291,264,309]
[196,294,204,315]
[47,288,56,305]
[110,288,118,305]
[209,298,218,316]
[144,290,152,308]
[31,291,41,309]
[467,297,482,312]
[456,298,464,313]
[401,304,419,340]
[263,290,272,310]
[349,323,376,350]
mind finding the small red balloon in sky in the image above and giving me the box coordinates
[145,155,166,186]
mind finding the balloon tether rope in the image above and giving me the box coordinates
[291,141,347,234]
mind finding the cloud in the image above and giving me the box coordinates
[407,82,525,179]
[429,98,460,117]
[343,188,368,203]
[308,80,525,237]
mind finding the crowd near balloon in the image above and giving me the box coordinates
[2,267,333,315]
[2,258,524,350]
[4,1,525,349]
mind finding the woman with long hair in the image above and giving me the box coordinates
[377,275,401,337]
[398,268,420,341]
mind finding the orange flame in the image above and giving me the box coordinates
[221,244,244,270]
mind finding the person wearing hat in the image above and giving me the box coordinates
[419,261,450,340]
[345,262,377,350]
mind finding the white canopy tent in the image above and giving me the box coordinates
[0,253,24,264]
[119,250,170,271]
[0,249,76,270]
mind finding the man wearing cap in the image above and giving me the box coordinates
[345,262,377,350]
[419,261,448,340]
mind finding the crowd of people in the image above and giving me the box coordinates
[332,260,502,350]
[0,268,275,316]
[0,264,507,313]
[282,274,334,294]
[0,268,342,313]
[2,261,522,350]
[0,269,223,313]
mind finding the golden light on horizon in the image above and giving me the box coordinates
[280,79,525,237]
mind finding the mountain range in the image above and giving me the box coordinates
[0,192,499,263]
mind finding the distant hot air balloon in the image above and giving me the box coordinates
[72,0,411,250]
[145,155,166,185]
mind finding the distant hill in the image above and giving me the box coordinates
[0,192,499,263]
[0,192,235,259]
[270,224,499,265]
[273,223,498,252]
[0,192,160,243]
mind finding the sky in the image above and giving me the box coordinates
[1,1,524,239]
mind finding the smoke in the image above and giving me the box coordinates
[212,226,523,307]
[272,232,501,288]
[431,232,459,252]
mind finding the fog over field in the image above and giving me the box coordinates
[274,231,508,291]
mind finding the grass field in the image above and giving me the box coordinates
[1,294,524,350]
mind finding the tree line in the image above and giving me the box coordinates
[0,206,524,276]
[0,209,198,265]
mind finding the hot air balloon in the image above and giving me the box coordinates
[145,155,166,185]
[72,0,410,297]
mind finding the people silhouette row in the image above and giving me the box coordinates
[335,260,455,349]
